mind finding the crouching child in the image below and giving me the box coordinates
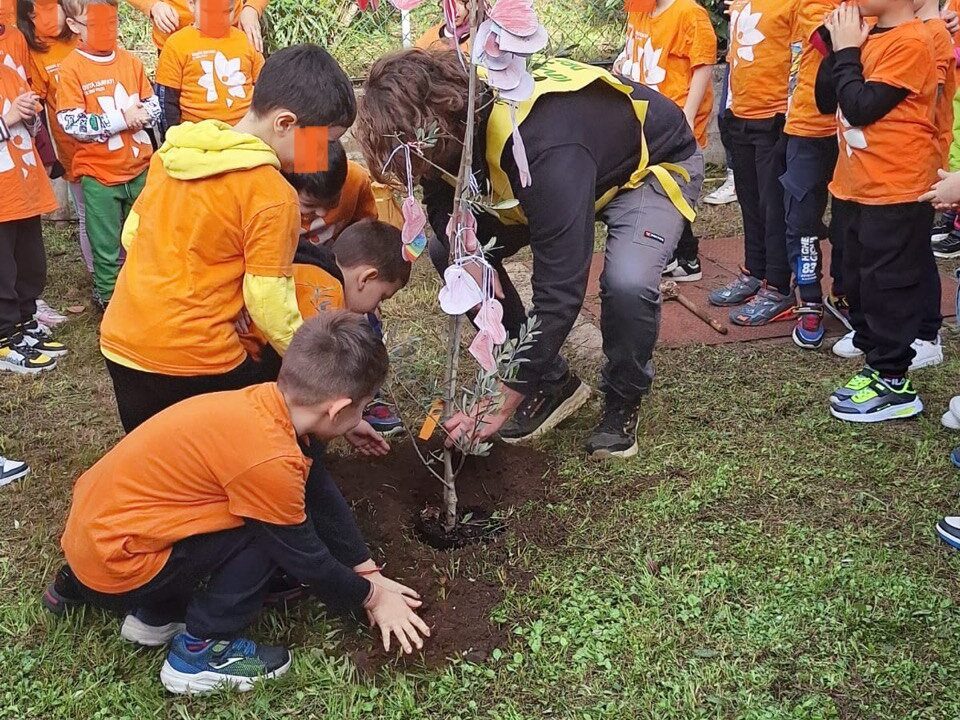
[43,311,430,695]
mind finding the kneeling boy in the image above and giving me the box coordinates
[44,312,430,695]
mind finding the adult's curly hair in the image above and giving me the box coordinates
[356,49,476,186]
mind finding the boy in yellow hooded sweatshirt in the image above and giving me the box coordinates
[99,44,356,432]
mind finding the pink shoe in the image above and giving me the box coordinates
[34,299,68,327]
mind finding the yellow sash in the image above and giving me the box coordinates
[483,58,696,225]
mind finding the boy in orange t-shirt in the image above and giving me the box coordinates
[415,0,471,52]
[781,0,842,350]
[615,0,716,282]
[58,0,160,306]
[817,0,939,422]
[709,0,800,326]
[125,0,268,51]
[19,1,91,272]
[44,313,430,695]
[0,63,67,374]
[155,0,263,134]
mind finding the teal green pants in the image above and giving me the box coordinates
[81,170,147,302]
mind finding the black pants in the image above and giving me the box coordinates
[0,216,46,339]
[61,527,275,639]
[720,111,790,293]
[781,135,840,304]
[833,198,937,376]
[676,221,699,263]
[105,356,261,432]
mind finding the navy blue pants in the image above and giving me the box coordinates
[780,135,841,305]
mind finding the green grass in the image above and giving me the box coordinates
[4,208,960,719]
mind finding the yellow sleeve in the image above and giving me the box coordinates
[121,209,140,251]
[243,273,304,355]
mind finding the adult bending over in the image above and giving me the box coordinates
[356,50,703,459]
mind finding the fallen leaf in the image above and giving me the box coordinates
[66,305,85,314]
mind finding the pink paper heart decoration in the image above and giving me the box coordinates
[487,54,527,91]
[488,0,540,38]
[498,70,535,102]
[485,29,503,57]
[438,265,484,315]
[484,48,514,71]
[401,196,427,246]
[445,208,479,253]
[469,329,498,373]
[402,232,427,262]
[388,0,426,9]
[472,20,495,63]
[476,299,507,344]
[496,23,548,54]
[511,120,531,188]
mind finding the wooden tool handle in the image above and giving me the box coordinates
[676,293,729,335]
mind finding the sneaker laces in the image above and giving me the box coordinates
[597,400,640,434]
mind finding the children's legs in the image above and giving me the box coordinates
[676,220,698,262]
[828,194,845,296]
[597,150,703,403]
[753,118,789,294]
[857,203,935,377]
[118,171,147,264]
[81,176,124,303]
[11,217,47,328]
[782,136,837,304]
[68,181,94,274]
[0,220,23,338]
[722,113,765,278]
[917,259,943,342]
[837,200,872,352]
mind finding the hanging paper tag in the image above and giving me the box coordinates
[418,399,445,440]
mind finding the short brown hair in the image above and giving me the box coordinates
[62,0,117,19]
[356,49,473,184]
[278,311,388,407]
[332,219,411,286]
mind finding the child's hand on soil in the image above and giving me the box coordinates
[364,584,431,654]
[920,169,960,209]
[366,572,422,607]
[345,420,390,456]
[826,3,868,51]
[444,384,523,449]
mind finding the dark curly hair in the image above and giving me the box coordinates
[356,48,476,186]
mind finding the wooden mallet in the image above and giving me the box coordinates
[660,280,729,335]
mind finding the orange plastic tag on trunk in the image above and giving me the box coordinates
[198,0,231,38]
[418,399,444,441]
[293,126,329,173]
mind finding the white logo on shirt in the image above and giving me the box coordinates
[837,110,867,157]
[730,2,766,66]
[0,98,37,177]
[198,51,248,108]
[97,82,151,156]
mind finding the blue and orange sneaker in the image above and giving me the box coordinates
[792,303,825,350]
[363,399,404,437]
[160,634,291,695]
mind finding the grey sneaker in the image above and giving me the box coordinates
[729,285,795,326]
[708,271,761,307]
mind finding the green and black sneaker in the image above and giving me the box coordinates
[829,374,923,423]
[829,366,877,406]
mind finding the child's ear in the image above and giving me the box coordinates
[326,397,354,421]
[273,109,298,136]
[358,267,380,287]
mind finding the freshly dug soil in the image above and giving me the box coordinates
[326,441,555,671]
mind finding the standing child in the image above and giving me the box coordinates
[781,0,842,349]
[615,0,714,282]
[58,0,160,308]
[0,63,67,373]
[819,0,939,422]
[125,0,267,52]
[154,0,263,135]
[709,0,799,326]
[18,0,89,273]
[1,2,30,79]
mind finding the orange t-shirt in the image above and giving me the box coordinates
[924,18,956,168]
[100,152,301,375]
[0,65,58,222]
[830,21,939,205]
[155,26,264,125]
[126,0,270,50]
[728,0,799,120]
[0,25,30,81]
[301,161,378,243]
[57,48,155,185]
[414,22,472,54]
[61,382,309,594]
[28,36,81,182]
[621,0,717,147]
[785,0,841,137]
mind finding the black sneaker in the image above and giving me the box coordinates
[42,565,85,616]
[0,332,57,374]
[663,256,703,282]
[585,396,641,459]
[931,222,951,243]
[499,373,592,444]
[19,320,68,358]
[932,231,960,258]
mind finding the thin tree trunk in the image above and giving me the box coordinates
[441,0,483,533]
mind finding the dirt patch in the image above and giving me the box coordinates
[326,440,556,672]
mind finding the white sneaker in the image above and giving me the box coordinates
[942,395,960,430]
[121,613,186,647]
[910,336,943,370]
[704,170,737,205]
[832,330,863,359]
[0,456,30,487]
